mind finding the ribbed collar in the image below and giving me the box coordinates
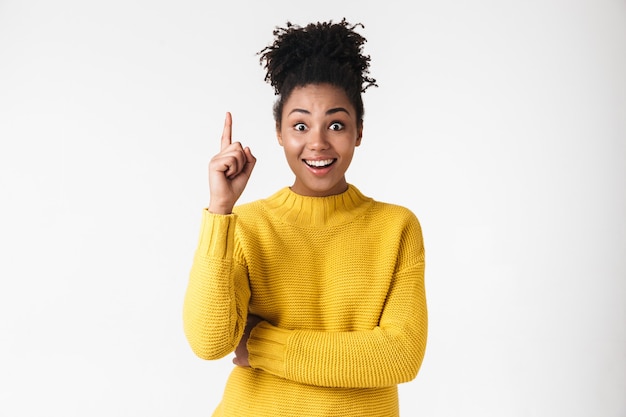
[261,184,374,228]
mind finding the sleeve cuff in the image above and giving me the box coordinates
[247,321,291,377]
[196,209,236,259]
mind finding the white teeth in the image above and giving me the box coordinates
[305,159,334,167]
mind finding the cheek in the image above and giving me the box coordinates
[282,141,301,161]
[282,138,301,153]
[339,142,357,157]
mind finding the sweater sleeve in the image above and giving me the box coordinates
[183,209,251,360]
[247,225,427,389]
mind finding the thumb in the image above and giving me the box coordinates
[241,147,257,177]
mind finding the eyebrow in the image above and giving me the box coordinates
[288,107,351,116]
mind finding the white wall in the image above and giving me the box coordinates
[1,1,624,416]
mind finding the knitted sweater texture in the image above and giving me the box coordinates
[183,185,427,416]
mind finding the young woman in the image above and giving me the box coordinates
[183,19,427,417]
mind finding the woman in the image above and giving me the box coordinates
[183,19,427,416]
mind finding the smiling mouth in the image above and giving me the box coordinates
[303,159,336,168]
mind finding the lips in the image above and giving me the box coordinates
[303,158,336,168]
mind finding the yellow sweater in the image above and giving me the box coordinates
[183,185,427,416]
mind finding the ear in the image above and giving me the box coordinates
[355,124,363,147]
[276,123,283,146]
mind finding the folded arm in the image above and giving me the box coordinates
[247,261,427,388]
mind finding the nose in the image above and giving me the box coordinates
[306,128,329,151]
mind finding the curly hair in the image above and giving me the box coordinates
[258,18,377,126]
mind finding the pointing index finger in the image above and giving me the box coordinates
[221,112,232,151]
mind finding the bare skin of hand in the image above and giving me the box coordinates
[208,112,256,214]
[233,314,264,367]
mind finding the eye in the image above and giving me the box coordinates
[294,123,307,132]
[329,122,344,131]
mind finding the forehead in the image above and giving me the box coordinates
[284,84,354,113]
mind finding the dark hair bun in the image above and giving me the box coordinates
[258,18,377,95]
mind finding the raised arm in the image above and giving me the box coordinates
[183,113,256,359]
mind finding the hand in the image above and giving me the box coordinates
[233,314,264,367]
[208,112,256,214]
